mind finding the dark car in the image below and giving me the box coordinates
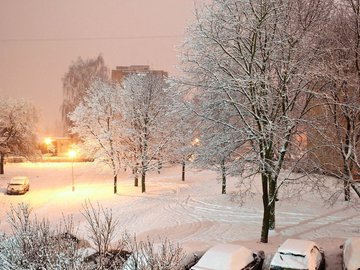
[190,243,264,270]
[6,176,30,195]
[270,239,325,270]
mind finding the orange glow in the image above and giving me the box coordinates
[192,138,200,146]
[44,137,53,145]
[68,150,77,158]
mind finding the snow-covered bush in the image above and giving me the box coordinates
[122,233,186,270]
[0,203,84,270]
[0,203,187,270]
[81,200,120,268]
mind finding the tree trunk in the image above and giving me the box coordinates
[343,117,351,201]
[141,170,146,193]
[260,173,270,243]
[158,160,162,174]
[182,161,185,181]
[344,166,351,201]
[221,158,226,194]
[141,124,148,193]
[113,175,117,194]
[0,153,4,175]
[133,164,139,187]
[269,177,276,230]
[134,174,139,187]
[344,180,351,201]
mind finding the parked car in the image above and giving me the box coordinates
[190,243,264,270]
[343,237,360,270]
[270,239,325,270]
[6,176,30,195]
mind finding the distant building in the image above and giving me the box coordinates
[111,65,168,83]
[40,136,73,157]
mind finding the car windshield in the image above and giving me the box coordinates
[9,178,26,184]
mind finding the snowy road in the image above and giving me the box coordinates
[0,162,359,269]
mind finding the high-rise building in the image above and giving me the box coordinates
[111,65,168,82]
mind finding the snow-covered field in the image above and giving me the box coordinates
[0,162,359,269]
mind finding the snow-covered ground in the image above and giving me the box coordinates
[0,162,359,269]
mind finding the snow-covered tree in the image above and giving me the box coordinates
[62,55,108,135]
[69,80,125,194]
[122,73,177,193]
[0,98,38,174]
[193,122,239,195]
[178,0,331,243]
[311,0,360,202]
[164,87,199,182]
[171,116,198,182]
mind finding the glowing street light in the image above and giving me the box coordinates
[68,150,77,191]
[191,137,200,146]
[44,137,52,145]
[44,137,53,154]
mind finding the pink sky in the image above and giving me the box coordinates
[0,0,203,135]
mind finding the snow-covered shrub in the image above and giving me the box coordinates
[81,200,121,268]
[82,200,119,256]
[81,201,186,269]
[0,203,84,270]
[1,203,187,270]
[0,232,18,270]
[84,248,130,270]
[122,233,186,270]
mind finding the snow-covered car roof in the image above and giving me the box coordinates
[9,176,28,184]
[343,237,360,270]
[271,239,319,269]
[277,239,318,255]
[191,243,255,270]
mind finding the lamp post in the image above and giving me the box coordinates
[68,150,76,191]
[44,137,52,154]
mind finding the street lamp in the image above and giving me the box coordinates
[68,150,76,191]
[44,137,53,154]
[191,137,200,146]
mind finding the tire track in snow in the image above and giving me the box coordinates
[276,206,360,239]
[164,196,219,242]
[148,194,263,243]
[181,197,262,242]
[183,197,262,224]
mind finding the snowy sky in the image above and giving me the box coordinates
[0,0,203,135]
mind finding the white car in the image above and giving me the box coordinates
[343,237,360,270]
[190,243,264,270]
[270,239,325,270]
[6,176,30,195]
